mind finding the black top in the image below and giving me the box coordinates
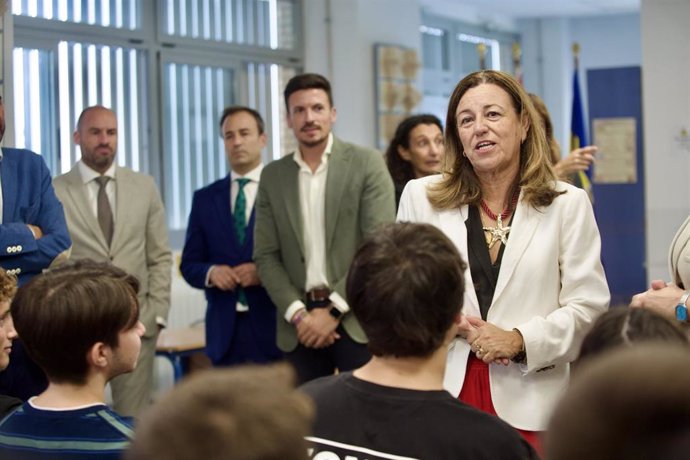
[467,205,515,320]
[394,182,406,211]
[301,372,538,460]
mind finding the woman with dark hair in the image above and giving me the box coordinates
[578,307,688,363]
[397,70,609,451]
[385,114,444,207]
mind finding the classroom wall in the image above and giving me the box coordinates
[303,0,422,150]
[640,0,690,281]
[519,13,641,151]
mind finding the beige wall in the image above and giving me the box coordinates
[303,0,421,150]
[641,0,690,281]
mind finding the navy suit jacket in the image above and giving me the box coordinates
[0,148,71,285]
[180,175,279,364]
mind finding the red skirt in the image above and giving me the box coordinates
[458,354,542,455]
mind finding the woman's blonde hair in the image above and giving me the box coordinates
[529,93,562,166]
[429,70,562,210]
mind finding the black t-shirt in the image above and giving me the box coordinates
[301,372,538,460]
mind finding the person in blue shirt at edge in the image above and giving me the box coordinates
[0,94,72,401]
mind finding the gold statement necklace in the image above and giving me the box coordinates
[480,190,519,249]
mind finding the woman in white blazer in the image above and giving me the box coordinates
[397,70,609,449]
[631,215,690,323]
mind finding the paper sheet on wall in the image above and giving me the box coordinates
[592,117,637,184]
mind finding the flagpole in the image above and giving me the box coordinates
[571,42,593,198]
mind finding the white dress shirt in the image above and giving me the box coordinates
[295,138,330,292]
[230,164,263,224]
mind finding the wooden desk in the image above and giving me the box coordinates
[156,327,206,382]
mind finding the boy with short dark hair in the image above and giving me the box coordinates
[302,222,537,459]
[0,260,145,458]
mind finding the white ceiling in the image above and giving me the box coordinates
[419,0,640,19]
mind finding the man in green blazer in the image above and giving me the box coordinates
[255,73,395,383]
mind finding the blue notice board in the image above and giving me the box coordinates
[587,66,646,305]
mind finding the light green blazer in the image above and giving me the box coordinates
[254,137,395,351]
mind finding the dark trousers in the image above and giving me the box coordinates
[214,313,283,366]
[286,324,370,385]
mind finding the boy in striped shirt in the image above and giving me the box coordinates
[0,260,145,459]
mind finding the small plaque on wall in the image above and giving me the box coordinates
[592,117,637,184]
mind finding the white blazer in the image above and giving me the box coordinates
[397,175,610,430]
[669,215,690,288]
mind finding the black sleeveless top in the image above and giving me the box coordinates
[466,205,516,320]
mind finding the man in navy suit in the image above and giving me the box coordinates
[180,106,281,365]
[0,94,71,399]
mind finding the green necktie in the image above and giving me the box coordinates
[234,178,250,245]
[234,178,250,307]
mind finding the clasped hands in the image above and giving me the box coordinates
[209,263,260,291]
[458,316,523,365]
[630,279,685,322]
[295,307,340,349]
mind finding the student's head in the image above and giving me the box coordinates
[74,106,118,174]
[218,106,267,175]
[386,114,445,186]
[578,307,688,364]
[284,73,336,150]
[11,260,145,385]
[127,364,313,460]
[346,222,467,358]
[546,344,690,460]
[0,268,17,370]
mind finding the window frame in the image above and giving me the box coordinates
[8,0,304,246]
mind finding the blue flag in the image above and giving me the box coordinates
[570,68,593,196]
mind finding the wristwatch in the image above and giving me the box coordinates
[328,305,344,320]
[675,292,690,323]
[511,328,527,364]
